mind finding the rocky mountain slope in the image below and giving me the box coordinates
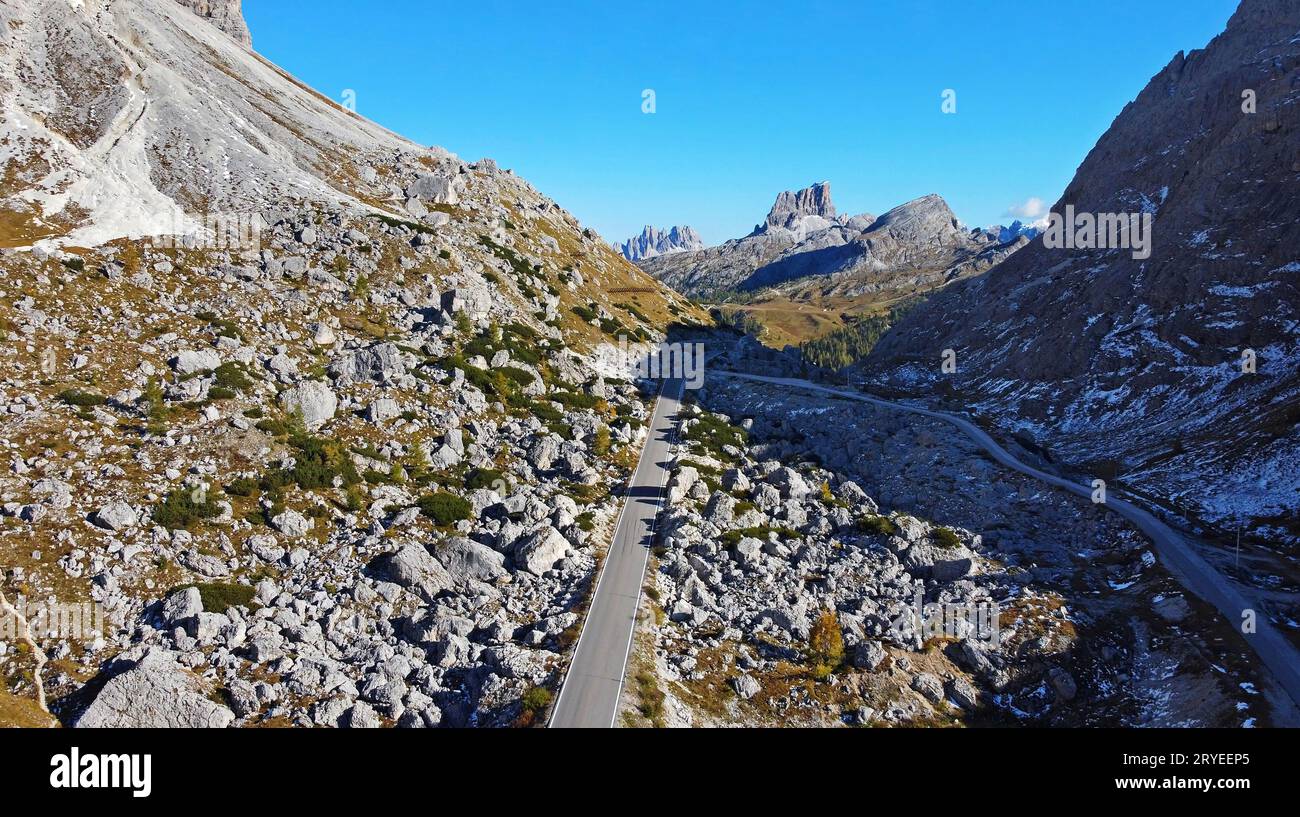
[615,225,704,262]
[0,0,702,728]
[0,0,433,248]
[866,0,1300,544]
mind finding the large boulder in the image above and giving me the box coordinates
[514,525,570,575]
[437,536,507,586]
[380,544,452,601]
[329,343,407,386]
[704,492,737,528]
[162,586,203,625]
[92,500,139,531]
[279,381,337,430]
[440,286,492,320]
[74,649,235,728]
[766,467,812,500]
[170,349,221,375]
[406,172,461,205]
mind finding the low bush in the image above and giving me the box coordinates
[179,582,256,615]
[932,527,962,549]
[858,515,897,537]
[152,489,222,530]
[521,686,553,713]
[417,492,473,526]
[58,389,106,407]
[464,468,506,491]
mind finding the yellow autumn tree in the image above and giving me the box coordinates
[807,610,845,679]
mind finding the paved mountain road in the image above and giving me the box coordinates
[713,370,1300,709]
[549,379,685,728]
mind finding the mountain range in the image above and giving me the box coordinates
[867,0,1300,538]
[615,225,704,261]
[635,181,1033,351]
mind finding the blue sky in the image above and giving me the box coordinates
[246,0,1239,245]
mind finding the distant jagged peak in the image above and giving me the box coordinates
[617,224,705,261]
[976,220,1044,244]
[174,0,252,48]
[755,181,838,237]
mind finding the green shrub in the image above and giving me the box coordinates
[932,527,962,549]
[225,477,260,497]
[213,361,254,391]
[287,435,361,489]
[417,492,473,526]
[521,686,553,713]
[58,389,106,407]
[497,366,536,388]
[529,401,564,423]
[178,582,256,615]
[719,526,799,547]
[593,425,611,456]
[552,391,598,410]
[152,489,221,530]
[372,213,436,235]
[684,412,747,459]
[143,378,168,434]
[858,515,897,537]
[256,418,290,436]
[464,468,506,491]
[195,311,243,342]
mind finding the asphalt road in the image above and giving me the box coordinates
[549,379,685,728]
[714,371,1300,709]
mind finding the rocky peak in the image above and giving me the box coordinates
[618,225,705,262]
[174,0,252,48]
[760,181,836,234]
[869,194,963,245]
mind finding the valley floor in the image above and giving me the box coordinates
[618,367,1295,727]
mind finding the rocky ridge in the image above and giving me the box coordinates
[866,0,1300,542]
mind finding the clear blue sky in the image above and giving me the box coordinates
[245,0,1239,245]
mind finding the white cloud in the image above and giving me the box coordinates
[1004,196,1047,220]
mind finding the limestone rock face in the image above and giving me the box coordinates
[74,649,236,728]
[278,381,338,430]
[762,181,836,233]
[174,0,252,48]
